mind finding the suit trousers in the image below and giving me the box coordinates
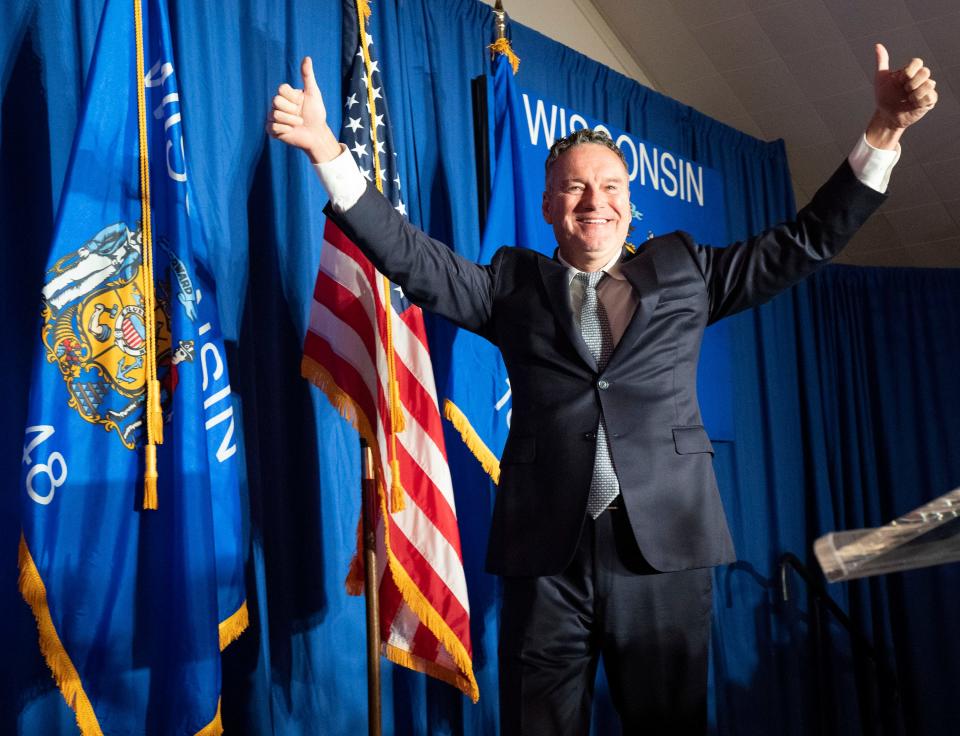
[498,505,713,735]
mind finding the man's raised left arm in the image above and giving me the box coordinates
[697,43,939,321]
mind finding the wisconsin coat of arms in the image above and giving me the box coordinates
[40,222,172,449]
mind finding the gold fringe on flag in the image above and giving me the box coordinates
[382,542,480,703]
[134,0,162,510]
[301,355,379,595]
[345,513,366,595]
[19,534,103,736]
[488,37,520,74]
[443,400,501,485]
[194,698,224,736]
[218,601,250,651]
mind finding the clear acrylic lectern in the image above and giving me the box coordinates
[815,487,960,582]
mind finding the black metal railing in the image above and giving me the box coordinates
[778,553,902,735]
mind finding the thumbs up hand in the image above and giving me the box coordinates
[267,57,342,163]
[867,43,938,149]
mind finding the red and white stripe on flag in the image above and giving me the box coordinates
[302,220,478,702]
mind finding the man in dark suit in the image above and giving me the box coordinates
[268,44,937,734]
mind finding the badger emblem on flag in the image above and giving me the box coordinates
[40,221,172,449]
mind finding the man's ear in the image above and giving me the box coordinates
[542,190,552,224]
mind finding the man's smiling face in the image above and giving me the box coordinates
[542,142,631,272]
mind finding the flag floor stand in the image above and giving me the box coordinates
[361,440,383,736]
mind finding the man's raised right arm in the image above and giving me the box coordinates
[267,56,498,335]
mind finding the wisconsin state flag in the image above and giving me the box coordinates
[18,0,245,733]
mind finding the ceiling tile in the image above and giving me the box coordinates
[791,181,812,207]
[838,239,960,268]
[811,85,876,150]
[901,238,960,267]
[787,141,847,192]
[595,1,716,89]
[879,162,940,212]
[843,213,902,254]
[689,14,779,72]
[753,0,845,58]
[921,157,960,201]
[927,79,960,119]
[884,201,958,244]
[895,141,919,166]
[782,42,871,101]
[745,0,791,9]
[916,13,960,69]
[903,0,960,22]
[671,0,749,30]
[716,111,765,139]
[904,111,960,164]
[720,58,807,113]
[753,104,833,147]
[671,74,752,128]
[823,0,915,41]
[944,198,960,228]
[837,245,913,267]
[644,47,719,92]
[940,64,960,104]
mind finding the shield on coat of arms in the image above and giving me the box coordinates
[41,223,171,450]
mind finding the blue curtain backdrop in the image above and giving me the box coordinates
[2,1,959,734]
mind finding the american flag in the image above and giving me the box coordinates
[300,1,478,702]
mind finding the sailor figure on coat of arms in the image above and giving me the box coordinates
[40,222,173,450]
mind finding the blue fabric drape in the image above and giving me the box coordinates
[3,1,959,734]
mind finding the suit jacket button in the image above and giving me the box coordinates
[584,431,596,440]
[597,379,610,390]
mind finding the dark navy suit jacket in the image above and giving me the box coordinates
[327,161,886,577]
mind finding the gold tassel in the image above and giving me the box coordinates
[389,458,405,512]
[148,378,164,443]
[143,443,158,510]
[135,0,162,508]
[390,382,406,434]
[357,0,371,22]
[488,37,520,74]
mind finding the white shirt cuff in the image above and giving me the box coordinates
[313,144,367,212]
[847,134,900,194]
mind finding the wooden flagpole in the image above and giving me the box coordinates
[360,439,382,736]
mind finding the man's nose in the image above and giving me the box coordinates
[577,186,601,208]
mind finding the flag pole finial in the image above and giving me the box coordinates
[493,0,507,41]
[489,0,520,73]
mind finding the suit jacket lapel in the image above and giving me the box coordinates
[609,249,660,365]
[537,257,598,371]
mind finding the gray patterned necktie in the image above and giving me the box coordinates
[575,271,621,518]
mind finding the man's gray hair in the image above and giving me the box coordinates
[544,128,628,184]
